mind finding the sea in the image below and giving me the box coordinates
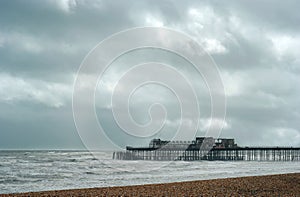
[0,151,299,194]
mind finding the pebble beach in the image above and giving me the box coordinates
[2,173,300,196]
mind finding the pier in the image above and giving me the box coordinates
[113,137,300,161]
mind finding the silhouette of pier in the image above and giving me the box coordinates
[113,137,300,161]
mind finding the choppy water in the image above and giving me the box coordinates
[0,151,299,194]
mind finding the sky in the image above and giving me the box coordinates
[0,0,300,149]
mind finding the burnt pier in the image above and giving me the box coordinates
[113,137,300,161]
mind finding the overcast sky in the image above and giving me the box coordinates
[0,0,300,149]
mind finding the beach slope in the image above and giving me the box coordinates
[3,173,300,196]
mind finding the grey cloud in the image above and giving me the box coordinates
[0,0,299,149]
[227,0,300,34]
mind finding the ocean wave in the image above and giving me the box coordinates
[1,151,300,194]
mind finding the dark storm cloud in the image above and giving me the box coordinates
[0,0,136,81]
[0,0,299,149]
